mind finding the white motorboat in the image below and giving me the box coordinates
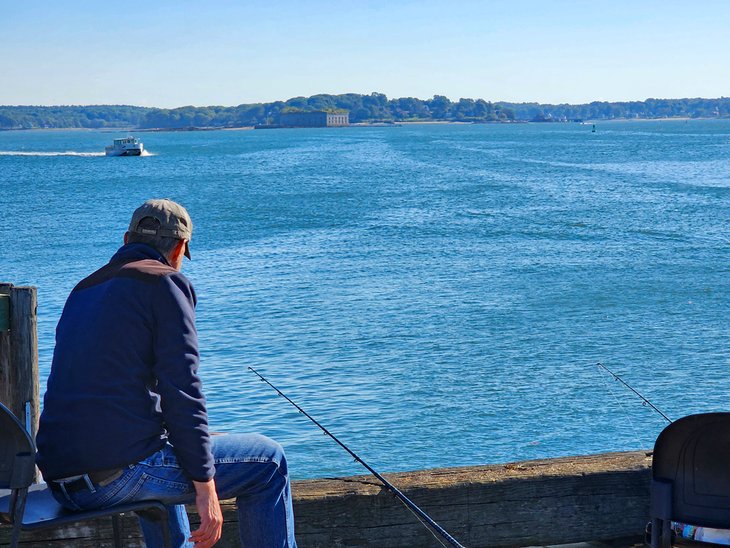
[105,136,144,156]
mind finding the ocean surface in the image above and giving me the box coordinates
[1,121,729,480]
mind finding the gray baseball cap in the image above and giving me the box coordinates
[129,199,193,259]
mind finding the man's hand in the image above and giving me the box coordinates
[190,479,223,547]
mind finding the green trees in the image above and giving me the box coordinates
[427,95,452,119]
[1,96,729,129]
[0,105,149,129]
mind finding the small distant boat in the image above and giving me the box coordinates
[105,136,144,156]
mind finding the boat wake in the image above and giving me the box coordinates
[0,150,155,157]
[0,151,106,157]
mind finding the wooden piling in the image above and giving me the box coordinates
[0,283,40,438]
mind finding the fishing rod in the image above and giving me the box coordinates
[596,362,672,424]
[248,366,466,548]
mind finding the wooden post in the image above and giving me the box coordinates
[0,294,9,332]
[0,283,40,439]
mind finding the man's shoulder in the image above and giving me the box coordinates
[131,262,196,306]
[120,259,178,282]
[73,259,185,292]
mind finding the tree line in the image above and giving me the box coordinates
[1,94,729,129]
[0,105,149,129]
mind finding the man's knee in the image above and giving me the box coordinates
[214,433,287,469]
[250,433,286,465]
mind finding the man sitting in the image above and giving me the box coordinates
[36,199,297,547]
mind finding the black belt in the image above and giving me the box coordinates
[50,467,125,493]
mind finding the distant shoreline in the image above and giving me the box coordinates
[2,94,728,131]
[1,116,727,133]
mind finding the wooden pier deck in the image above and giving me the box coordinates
[2,450,652,547]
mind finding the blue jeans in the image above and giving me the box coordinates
[50,434,297,547]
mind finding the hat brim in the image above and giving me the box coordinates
[184,240,191,260]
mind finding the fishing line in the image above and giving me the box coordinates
[596,365,644,445]
[596,362,672,424]
[401,501,452,548]
[248,366,466,548]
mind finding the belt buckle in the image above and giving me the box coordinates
[52,467,124,492]
[52,474,94,494]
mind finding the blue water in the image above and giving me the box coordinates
[1,121,729,480]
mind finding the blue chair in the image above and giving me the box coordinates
[0,401,171,547]
[650,412,730,548]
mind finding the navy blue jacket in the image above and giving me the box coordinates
[36,243,214,482]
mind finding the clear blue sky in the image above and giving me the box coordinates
[2,0,728,107]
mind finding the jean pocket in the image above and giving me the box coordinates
[107,473,147,506]
[141,472,191,495]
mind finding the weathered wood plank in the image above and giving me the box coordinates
[0,451,652,547]
[291,451,653,547]
[0,283,40,438]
